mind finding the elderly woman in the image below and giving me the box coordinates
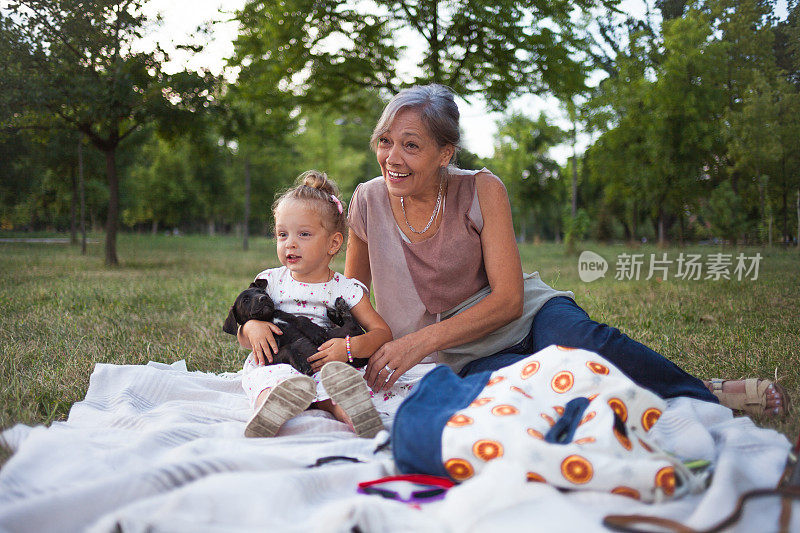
[345,83,786,417]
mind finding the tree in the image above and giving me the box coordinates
[0,1,215,264]
[705,180,750,243]
[585,25,661,243]
[586,6,727,246]
[491,112,566,242]
[293,91,387,197]
[774,2,800,245]
[231,0,615,110]
[644,9,726,245]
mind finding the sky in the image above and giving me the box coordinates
[137,0,789,163]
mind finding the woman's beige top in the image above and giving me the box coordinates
[348,167,573,372]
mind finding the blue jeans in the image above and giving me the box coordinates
[459,297,717,403]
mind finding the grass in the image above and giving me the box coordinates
[1,234,798,466]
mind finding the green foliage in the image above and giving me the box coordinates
[705,180,751,243]
[562,208,591,252]
[490,112,567,241]
[2,0,799,249]
[584,0,799,245]
[230,0,614,109]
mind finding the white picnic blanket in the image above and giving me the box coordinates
[0,360,795,532]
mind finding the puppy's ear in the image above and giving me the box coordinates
[252,278,268,290]
[223,306,240,335]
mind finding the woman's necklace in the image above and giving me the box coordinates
[401,180,443,234]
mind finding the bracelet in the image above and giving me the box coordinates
[345,335,353,363]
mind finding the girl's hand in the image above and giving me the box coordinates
[241,320,283,366]
[365,335,428,392]
[308,338,347,373]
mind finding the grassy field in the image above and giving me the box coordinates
[1,233,798,465]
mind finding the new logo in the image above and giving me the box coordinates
[578,251,608,283]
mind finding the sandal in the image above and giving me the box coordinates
[710,378,791,418]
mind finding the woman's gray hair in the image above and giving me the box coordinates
[370,84,461,165]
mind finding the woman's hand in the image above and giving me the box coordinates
[307,338,347,373]
[240,320,283,366]
[365,334,429,392]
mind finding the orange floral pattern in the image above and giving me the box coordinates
[586,361,610,375]
[655,467,676,496]
[470,397,494,407]
[551,371,574,393]
[526,472,546,483]
[607,398,628,422]
[641,408,662,432]
[445,458,475,481]
[520,361,540,379]
[473,439,504,461]
[486,376,506,386]
[510,386,533,398]
[492,404,519,416]
[527,428,544,439]
[611,486,641,500]
[614,426,632,450]
[447,414,474,427]
[561,455,593,484]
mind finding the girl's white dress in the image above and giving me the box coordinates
[241,266,366,406]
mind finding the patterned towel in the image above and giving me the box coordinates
[438,346,683,502]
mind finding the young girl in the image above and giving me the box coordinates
[237,170,392,438]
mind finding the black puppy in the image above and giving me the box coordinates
[223,278,367,375]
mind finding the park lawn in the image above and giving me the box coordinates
[1,234,798,466]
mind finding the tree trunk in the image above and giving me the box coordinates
[782,154,788,243]
[70,167,78,245]
[243,157,251,252]
[151,220,158,234]
[758,174,766,245]
[783,183,788,243]
[796,188,799,251]
[78,136,87,255]
[768,215,772,247]
[104,148,119,266]
[658,208,666,247]
[570,119,578,218]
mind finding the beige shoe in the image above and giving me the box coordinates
[245,375,316,437]
[320,362,384,438]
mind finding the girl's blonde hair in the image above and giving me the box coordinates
[273,170,347,237]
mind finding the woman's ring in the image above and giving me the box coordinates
[384,365,394,376]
